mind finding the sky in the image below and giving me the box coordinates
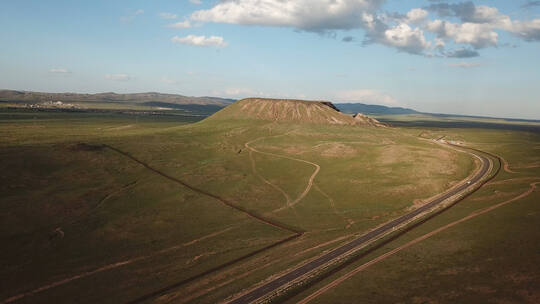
[1,0,539,119]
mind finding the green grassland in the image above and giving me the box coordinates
[0,108,511,303]
[285,117,540,304]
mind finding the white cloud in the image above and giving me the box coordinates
[452,23,498,48]
[159,12,177,20]
[49,68,70,74]
[224,88,260,96]
[406,8,428,24]
[425,2,540,45]
[105,74,131,81]
[426,20,498,49]
[471,5,505,24]
[382,23,430,54]
[168,20,192,28]
[446,62,482,68]
[335,89,399,106]
[191,0,384,32]
[506,19,540,41]
[215,87,305,99]
[425,2,507,25]
[188,1,540,56]
[121,9,144,22]
[434,37,445,49]
[190,0,202,4]
[171,35,228,47]
[190,1,430,55]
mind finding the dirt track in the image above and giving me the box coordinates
[298,181,540,304]
[244,135,321,211]
[104,144,301,234]
[226,144,492,304]
[0,140,502,304]
[1,144,304,304]
[1,226,237,304]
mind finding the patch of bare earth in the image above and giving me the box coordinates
[316,143,358,158]
[378,145,458,176]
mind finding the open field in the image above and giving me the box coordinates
[3,0,539,302]
[375,113,540,132]
[285,116,540,304]
[0,106,484,303]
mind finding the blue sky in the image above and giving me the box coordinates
[1,0,539,119]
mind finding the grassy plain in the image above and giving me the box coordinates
[1,108,483,303]
[285,116,540,304]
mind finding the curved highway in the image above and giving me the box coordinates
[227,146,491,304]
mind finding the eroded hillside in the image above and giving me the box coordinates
[207,98,384,127]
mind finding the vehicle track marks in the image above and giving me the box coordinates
[298,181,540,304]
[247,147,291,208]
[104,144,301,234]
[244,134,321,212]
[1,144,304,304]
[313,183,354,229]
[1,227,235,304]
[226,144,492,304]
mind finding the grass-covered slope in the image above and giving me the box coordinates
[0,107,475,303]
[285,118,540,304]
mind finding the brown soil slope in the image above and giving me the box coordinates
[353,113,387,127]
[206,98,382,126]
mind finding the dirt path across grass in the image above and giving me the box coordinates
[501,156,518,174]
[104,144,301,234]
[2,144,304,304]
[487,176,540,186]
[247,140,292,207]
[297,181,540,304]
[225,143,492,304]
[1,227,236,304]
[244,135,321,211]
[313,184,355,229]
[94,180,138,211]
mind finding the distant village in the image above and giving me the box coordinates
[24,101,81,109]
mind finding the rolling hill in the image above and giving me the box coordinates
[0,90,235,106]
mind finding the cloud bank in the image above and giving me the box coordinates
[335,89,399,106]
[171,35,228,47]
[187,0,540,57]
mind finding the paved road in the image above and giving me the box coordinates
[228,147,491,304]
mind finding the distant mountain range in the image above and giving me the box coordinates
[0,90,236,106]
[0,90,418,115]
[7,90,535,122]
[334,103,419,115]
